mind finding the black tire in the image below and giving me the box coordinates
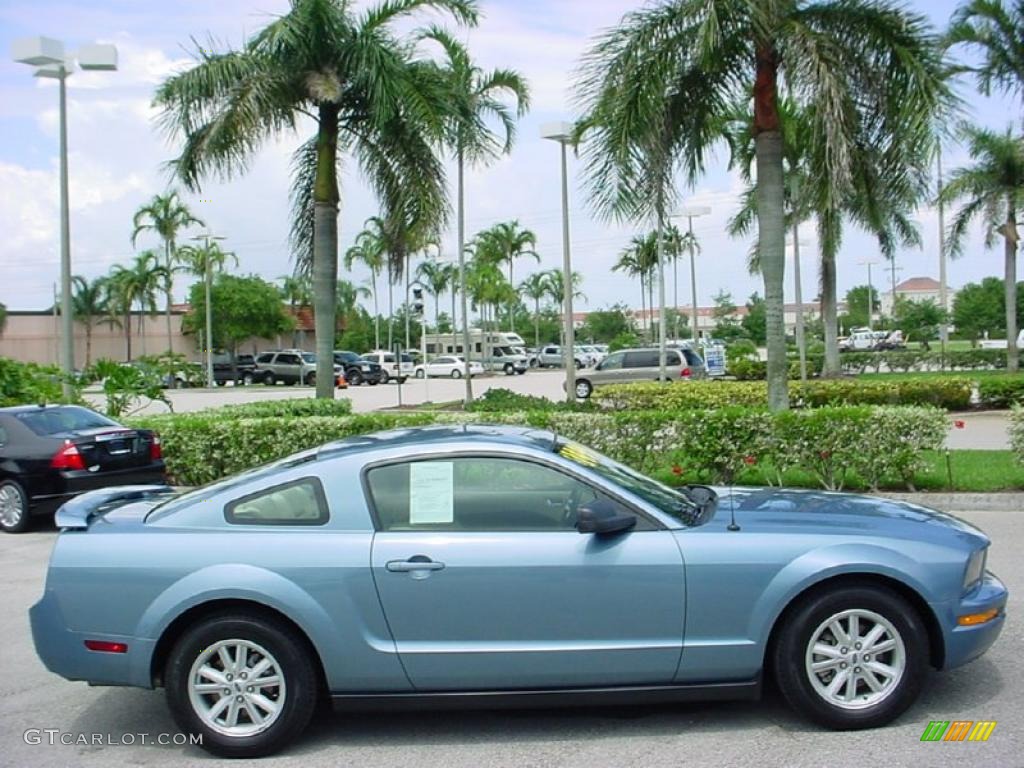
[347,370,363,386]
[529,358,538,368]
[415,369,425,379]
[263,373,275,386]
[304,372,316,387]
[165,613,319,759]
[0,479,31,533]
[242,373,254,387]
[574,379,593,399]
[368,379,379,386]
[772,584,928,730]
[503,363,514,376]
[450,368,462,379]
[379,370,390,385]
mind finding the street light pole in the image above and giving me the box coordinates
[937,146,949,361]
[790,232,809,383]
[12,36,117,397]
[674,206,711,344]
[859,260,879,331]
[541,122,576,403]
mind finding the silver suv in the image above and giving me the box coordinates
[571,347,706,399]
[254,350,341,386]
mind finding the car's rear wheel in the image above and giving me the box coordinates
[263,373,275,386]
[379,370,390,385]
[0,480,30,533]
[304,372,316,386]
[772,585,927,730]
[503,363,514,375]
[242,373,254,386]
[166,614,318,758]
[451,368,462,379]
[415,369,425,379]
[574,379,593,399]
[347,370,363,386]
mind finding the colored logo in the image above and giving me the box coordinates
[920,720,997,742]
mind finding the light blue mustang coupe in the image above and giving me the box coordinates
[30,426,1006,757]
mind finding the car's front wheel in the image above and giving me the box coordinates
[263,373,275,386]
[450,368,462,379]
[574,379,593,399]
[165,613,318,758]
[415,369,425,379]
[0,480,30,533]
[772,585,927,730]
[347,370,363,386]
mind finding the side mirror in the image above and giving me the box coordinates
[576,499,637,536]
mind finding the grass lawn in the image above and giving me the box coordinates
[653,450,1024,493]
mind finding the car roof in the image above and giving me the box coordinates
[317,424,556,460]
[0,404,84,415]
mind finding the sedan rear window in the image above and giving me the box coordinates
[16,406,118,436]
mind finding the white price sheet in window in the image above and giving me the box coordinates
[409,462,455,524]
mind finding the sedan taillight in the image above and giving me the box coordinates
[50,440,85,471]
[150,435,163,462]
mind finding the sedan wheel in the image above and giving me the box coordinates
[0,480,30,533]
[773,585,926,730]
[166,614,317,758]
[451,369,462,379]
[415,369,425,379]
[574,379,593,399]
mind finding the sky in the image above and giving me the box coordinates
[0,0,1015,317]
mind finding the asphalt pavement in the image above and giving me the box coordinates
[1,509,1020,768]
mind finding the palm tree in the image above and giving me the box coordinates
[131,190,204,353]
[948,0,1024,115]
[614,235,657,341]
[336,279,371,319]
[417,258,456,350]
[279,274,312,347]
[575,0,950,411]
[71,275,110,367]
[178,241,238,361]
[940,125,1024,371]
[544,268,585,347]
[476,221,539,330]
[108,252,167,360]
[518,271,551,350]
[343,230,386,350]
[155,0,477,399]
[422,29,529,401]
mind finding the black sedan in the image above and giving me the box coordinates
[0,405,166,533]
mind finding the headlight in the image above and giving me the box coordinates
[964,547,987,591]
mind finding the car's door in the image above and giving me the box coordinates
[275,352,301,383]
[591,350,625,385]
[367,455,685,690]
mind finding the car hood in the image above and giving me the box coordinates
[710,487,988,549]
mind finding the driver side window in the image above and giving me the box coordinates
[599,351,625,370]
[366,457,635,533]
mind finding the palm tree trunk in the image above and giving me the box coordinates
[387,263,394,351]
[458,148,473,403]
[125,310,132,361]
[312,104,340,399]
[534,297,540,350]
[85,322,92,367]
[820,210,841,377]
[648,271,655,342]
[164,239,174,354]
[372,273,380,349]
[754,45,788,411]
[1006,202,1019,372]
[451,287,457,355]
[639,273,646,338]
[508,261,515,332]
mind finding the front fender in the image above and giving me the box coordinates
[131,563,338,688]
[747,542,950,649]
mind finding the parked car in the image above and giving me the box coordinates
[0,404,165,533]
[872,330,906,352]
[333,351,382,386]
[978,329,1024,350]
[414,355,484,378]
[253,350,343,387]
[213,353,256,386]
[572,347,707,399]
[482,345,529,375]
[360,351,415,384]
[30,426,1005,757]
[529,345,586,369]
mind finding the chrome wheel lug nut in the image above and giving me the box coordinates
[840,662,848,669]
[855,643,862,650]
[854,666,861,673]
[223,688,230,696]
[236,695,243,702]
[240,672,247,680]
[226,674,233,681]
[247,686,254,693]
[840,647,848,654]
[863,654,870,661]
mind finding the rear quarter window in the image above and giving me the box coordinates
[224,478,329,526]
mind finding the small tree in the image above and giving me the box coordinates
[741,293,768,345]
[184,275,292,362]
[894,296,946,345]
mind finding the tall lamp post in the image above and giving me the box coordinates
[192,232,226,387]
[541,121,577,403]
[859,260,879,331]
[936,146,949,362]
[12,36,117,398]
[788,237,810,382]
[674,206,711,344]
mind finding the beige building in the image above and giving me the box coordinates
[0,305,318,368]
[880,276,954,316]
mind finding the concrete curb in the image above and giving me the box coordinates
[870,492,1024,512]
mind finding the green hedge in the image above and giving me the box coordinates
[976,375,1024,409]
[593,379,972,411]
[189,398,353,419]
[729,349,1008,378]
[130,405,947,492]
[0,357,80,406]
[1011,406,1024,465]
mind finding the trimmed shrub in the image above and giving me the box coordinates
[466,388,585,413]
[1011,406,1024,465]
[130,405,949,492]
[594,378,972,412]
[976,375,1024,409]
[191,398,353,419]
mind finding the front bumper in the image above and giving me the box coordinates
[941,571,1008,670]
[30,589,153,688]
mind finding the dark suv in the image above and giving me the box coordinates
[212,353,256,386]
[333,351,382,386]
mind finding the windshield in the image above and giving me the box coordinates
[556,440,705,525]
[16,406,119,436]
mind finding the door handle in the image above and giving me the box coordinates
[386,557,445,573]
